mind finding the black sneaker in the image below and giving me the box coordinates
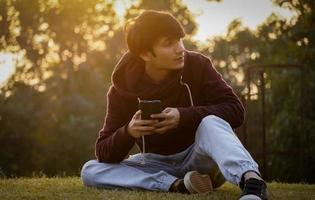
[239,178,268,200]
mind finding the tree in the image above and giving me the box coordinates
[0,0,122,176]
[0,0,202,177]
[199,0,315,183]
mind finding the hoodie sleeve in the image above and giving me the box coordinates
[95,86,135,163]
[177,56,245,130]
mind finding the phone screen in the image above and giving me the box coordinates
[138,100,162,120]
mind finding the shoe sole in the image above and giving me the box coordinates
[239,194,262,200]
[184,171,213,194]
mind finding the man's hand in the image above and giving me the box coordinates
[151,107,180,134]
[127,110,158,138]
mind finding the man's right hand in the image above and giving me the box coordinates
[127,110,158,138]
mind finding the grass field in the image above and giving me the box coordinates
[1,177,315,200]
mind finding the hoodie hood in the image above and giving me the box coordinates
[111,52,185,100]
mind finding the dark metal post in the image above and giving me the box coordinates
[260,71,267,179]
[245,68,251,148]
[244,64,304,182]
[299,65,305,180]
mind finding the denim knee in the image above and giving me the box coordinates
[201,115,231,129]
[81,160,99,187]
[195,116,218,148]
[194,115,233,154]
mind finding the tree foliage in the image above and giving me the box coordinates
[0,0,314,183]
[0,0,199,177]
[0,0,122,176]
[198,0,315,182]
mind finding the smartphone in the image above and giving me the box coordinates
[138,100,162,120]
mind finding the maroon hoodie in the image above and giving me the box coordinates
[95,50,245,163]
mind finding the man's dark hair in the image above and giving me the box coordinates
[124,10,185,57]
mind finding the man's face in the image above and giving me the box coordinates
[143,37,185,70]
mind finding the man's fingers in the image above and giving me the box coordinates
[151,113,171,120]
[153,119,172,128]
[133,110,141,119]
[154,125,173,134]
[134,126,156,132]
[134,119,158,126]
[162,107,172,113]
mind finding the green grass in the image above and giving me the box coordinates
[0,177,315,200]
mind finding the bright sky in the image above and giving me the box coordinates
[183,0,294,40]
[115,0,295,41]
[0,0,295,86]
[0,53,15,87]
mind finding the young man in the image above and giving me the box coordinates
[81,10,268,200]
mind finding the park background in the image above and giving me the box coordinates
[0,0,314,184]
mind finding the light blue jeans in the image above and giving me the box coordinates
[81,115,259,191]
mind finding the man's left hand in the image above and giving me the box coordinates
[150,107,180,134]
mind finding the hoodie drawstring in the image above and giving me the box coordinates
[137,97,147,164]
[138,75,194,165]
[180,75,194,106]
[141,135,146,164]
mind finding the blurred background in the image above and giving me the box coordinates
[0,0,314,183]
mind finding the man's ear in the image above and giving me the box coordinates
[139,51,152,62]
